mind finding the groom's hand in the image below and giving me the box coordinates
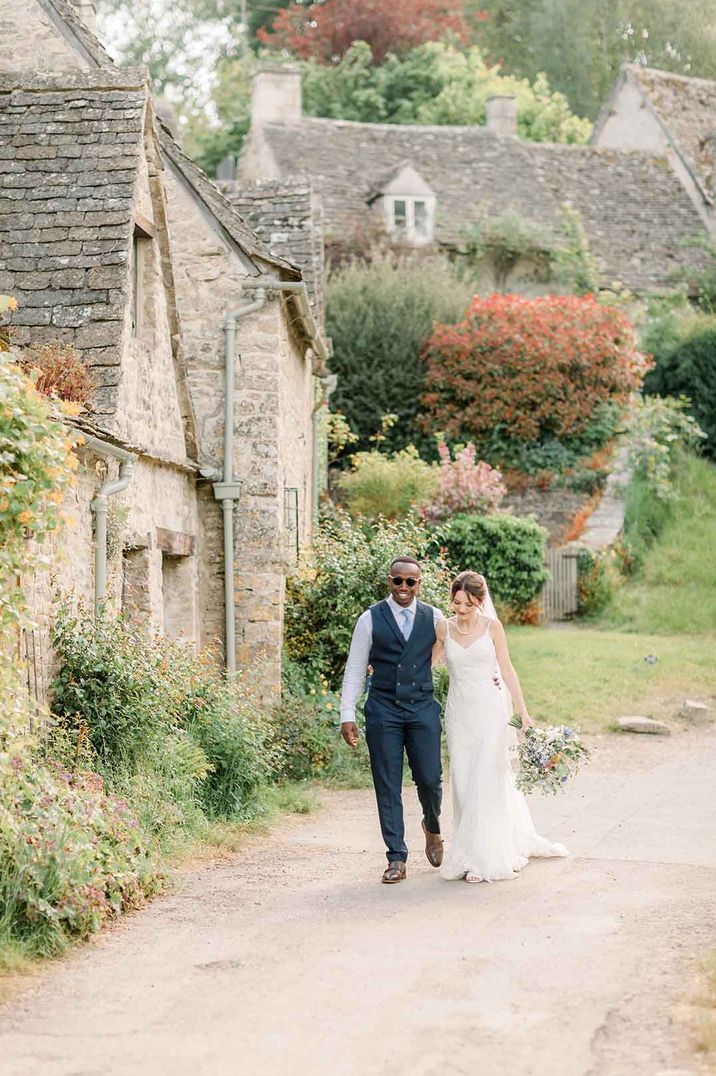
[341,722,359,748]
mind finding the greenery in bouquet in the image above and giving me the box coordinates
[508,717,590,795]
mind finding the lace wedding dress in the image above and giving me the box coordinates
[440,620,568,882]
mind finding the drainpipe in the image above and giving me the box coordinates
[240,277,330,370]
[84,434,136,615]
[312,372,337,521]
[213,290,267,675]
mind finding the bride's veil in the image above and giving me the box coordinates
[478,574,518,756]
[478,575,498,620]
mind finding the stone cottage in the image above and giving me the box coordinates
[0,1,329,697]
[236,64,710,294]
[593,64,716,237]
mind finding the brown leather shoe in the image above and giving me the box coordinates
[381,861,407,884]
[422,820,444,867]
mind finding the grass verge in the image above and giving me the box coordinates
[507,624,716,732]
[604,456,716,635]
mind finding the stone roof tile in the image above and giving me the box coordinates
[254,116,709,292]
[0,70,147,413]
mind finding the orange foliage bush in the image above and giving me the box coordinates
[421,293,650,451]
[17,342,95,408]
[563,492,602,543]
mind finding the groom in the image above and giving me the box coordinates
[340,557,445,884]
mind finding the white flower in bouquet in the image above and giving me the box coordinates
[508,716,591,795]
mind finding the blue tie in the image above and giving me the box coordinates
[400,608,412,641]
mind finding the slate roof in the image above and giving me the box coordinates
[0,69,146,411]
[622,65,716,204]
[157,123,299,279]
[250,117,710,292]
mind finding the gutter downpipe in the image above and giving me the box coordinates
[214,290,267,675]
[84,434,136,615]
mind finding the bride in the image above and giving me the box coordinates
[433,570,568,883]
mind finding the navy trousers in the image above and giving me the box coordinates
[364,692,442,863]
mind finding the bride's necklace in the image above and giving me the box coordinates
[454,615,480,636]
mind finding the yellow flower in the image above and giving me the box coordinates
[18,510,33,525]
[309,688,316,695]
[0,497,8,511]
[325,702,333,711]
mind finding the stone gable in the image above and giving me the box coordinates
[0,0,112,74]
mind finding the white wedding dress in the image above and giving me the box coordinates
[440,620,568,882]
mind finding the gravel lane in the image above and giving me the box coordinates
[1,729,715,1076]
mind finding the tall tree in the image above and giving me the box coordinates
[258,0,471,63]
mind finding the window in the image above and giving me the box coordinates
[283,487,299,563]
[161,552,197,642]
[393,200,407,231]
[386,196,435,245]
[413,200,428,238]
[130,215,155,337]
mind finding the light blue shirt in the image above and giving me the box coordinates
[339,596,444,724]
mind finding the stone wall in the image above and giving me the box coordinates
[22,438,200,703]
[0,0,88,73]
[503,488,592,546]
[162,163,317,696]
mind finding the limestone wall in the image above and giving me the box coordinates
[21,438,200,704]
[162,163,317,696]
[0,0,88,73]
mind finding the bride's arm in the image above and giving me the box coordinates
[432,618,447,667]
[491,620,535,729]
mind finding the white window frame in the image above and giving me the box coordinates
[384,195,435,245]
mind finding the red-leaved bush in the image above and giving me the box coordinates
[420,294,650,446]
[259,0,470,64]
[421,441,505,523]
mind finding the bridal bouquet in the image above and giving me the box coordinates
[508,717,590,795]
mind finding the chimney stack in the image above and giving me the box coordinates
[485,95,518,137]
[251,63,302,128]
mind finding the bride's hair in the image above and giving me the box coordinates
[451,571,486,605]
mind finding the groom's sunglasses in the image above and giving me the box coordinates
[390,576,420,587]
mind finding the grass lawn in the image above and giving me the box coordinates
[604,456,716,636]
[506,624,716,732]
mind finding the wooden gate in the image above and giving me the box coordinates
[541,547,579,622]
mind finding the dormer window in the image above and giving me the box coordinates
[370,163,436,246]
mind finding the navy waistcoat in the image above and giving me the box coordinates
[368,600,437,711]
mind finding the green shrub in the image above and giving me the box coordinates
[285,508,451,684]
[441,513,549,619]
[0,752,160,957]
[621,395,706,503]
[326,250,474,456]
[338,446,439,519]
[576,548,619,616]
[643,316,716,459]
[619,476,674,574]
[51,608,277,835]
[275,661,373,787]
[0,352,74,627]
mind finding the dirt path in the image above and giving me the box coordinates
[1,729,715,1076]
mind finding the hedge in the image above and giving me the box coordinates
[440,512,549,619]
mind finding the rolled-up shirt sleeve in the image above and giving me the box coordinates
[339,611,372,725]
